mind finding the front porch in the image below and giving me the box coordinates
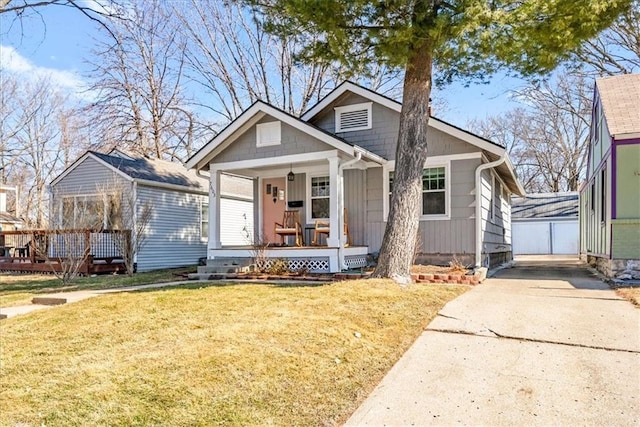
[208,245,369,273]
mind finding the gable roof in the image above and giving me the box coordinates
[186,101,386,171]
[51,151,207,193]
[511,192,579,220]
[596,73,640,138]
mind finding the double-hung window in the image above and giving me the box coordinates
[310,176,330,219]
[388,166,447,218]
[422,167,446,215]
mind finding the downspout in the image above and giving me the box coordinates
[474,153,506,268]
[337,151,362,269]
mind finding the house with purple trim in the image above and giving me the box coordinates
[580,73,640,279]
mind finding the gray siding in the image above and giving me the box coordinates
[365,167,385,251]
[50,156,132,227]
[418,219,475,255]
[310,93,399,160]
[480,170,512,254]
[286,172,307,228]
[344,169,366,246]
[309,92,477,161]
[136,185,207,272]
[52,157,131,200]
[215,115,335,164]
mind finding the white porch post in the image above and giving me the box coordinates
[326,156,345,272]
[208,167,222,251]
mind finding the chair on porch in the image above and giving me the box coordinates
[312,208,351,247]
[274,210,303,246]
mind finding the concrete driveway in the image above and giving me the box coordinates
[346,257,639,426]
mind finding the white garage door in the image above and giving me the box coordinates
[220,198,254,246]
[513,222,551,255]
[512,220,579,255]
[551,222,579,254]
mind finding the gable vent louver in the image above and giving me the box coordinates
[335,102,372,133]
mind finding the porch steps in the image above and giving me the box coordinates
[188,258,254,280]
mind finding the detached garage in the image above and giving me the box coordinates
[512,192,579,255]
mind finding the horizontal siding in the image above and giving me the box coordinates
[136,185,207,272]
[419,219,475,254]
[215,115,333,164]
[220,198,254,246]
[52,157,131,196]
[480,170,512,253]
[344,169,366,246]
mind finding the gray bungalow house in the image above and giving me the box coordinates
[186,81,525,273]
[50,149,213,272]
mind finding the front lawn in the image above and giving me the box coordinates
[0,267,194,307]
[0,279,468,426]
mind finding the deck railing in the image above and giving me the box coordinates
[0,229,131,274]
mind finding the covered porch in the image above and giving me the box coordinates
[207,149,380,272]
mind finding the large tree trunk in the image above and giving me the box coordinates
[372,42,433,284]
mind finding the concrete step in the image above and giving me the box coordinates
[198,258,253,274]
[32,296,68,306]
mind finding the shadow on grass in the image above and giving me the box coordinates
[130,280,332,294]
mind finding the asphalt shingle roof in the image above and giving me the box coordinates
[90,151,208,191]
[596,74,640,137]
[511,192,579,220]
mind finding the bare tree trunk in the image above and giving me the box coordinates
[373,42,433,284]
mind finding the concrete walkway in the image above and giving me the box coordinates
[0,281,193,319]
[346,258,640,426]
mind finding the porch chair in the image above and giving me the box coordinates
[312,208,351,246]
[274,210,303,246]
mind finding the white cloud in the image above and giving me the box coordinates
[0,45,88,96]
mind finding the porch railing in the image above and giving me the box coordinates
[0,229,131,272]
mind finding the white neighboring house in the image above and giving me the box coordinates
[50,149,253,272]
[511,192,579,256]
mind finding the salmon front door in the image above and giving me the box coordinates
[262,177,286,244]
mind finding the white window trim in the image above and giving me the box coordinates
[256,121,281,147]
[306,173,331,224]
[383,159,451,221]
[200,198,209,241]
[334,102,372,133]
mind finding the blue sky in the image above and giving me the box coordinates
[0,5,525,129]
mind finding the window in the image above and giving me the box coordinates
[493,179,501,220]
[422,167,446,215]
[334,102,372,133]
[590,181,596,212]
[201,201,209,239]
[256,121,281,147]
[310,176,330,219]
[600,168,606,222]
[59,194,123,229]
[388,166,447,217]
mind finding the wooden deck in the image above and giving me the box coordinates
[0,229,130,275]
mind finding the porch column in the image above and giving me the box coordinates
[326,156,343,249]
[208,167,222,251]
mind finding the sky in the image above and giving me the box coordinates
[0,4,527,130]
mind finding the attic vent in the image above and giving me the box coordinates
[335,102,372,133]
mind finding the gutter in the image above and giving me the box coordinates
[474,153,506,268]
[337,151,362,269]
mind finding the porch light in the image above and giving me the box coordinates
[287,164,295,182]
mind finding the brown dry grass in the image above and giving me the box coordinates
[411,264,468,274]
[0,279,468,426]
[616,287,640,307]
[0,268,194,308]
